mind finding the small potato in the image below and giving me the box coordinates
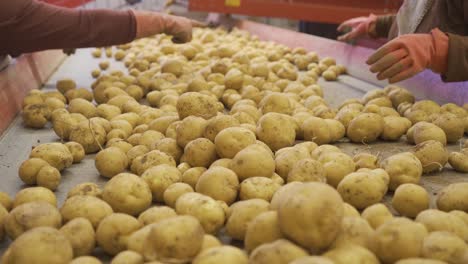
[353,153,380,170]
[69,120,107,154]
[57,78,77,94]
[215,127,257,158]
[436,183,468,212]
[143,215,204,262]
[163,183,194,208]
[36,165,61,191]
[412,140,448,174]
[392,184,430,218]
[177,92,219,120]
[412,121,447,145]
[226,199,270,241]
[126,145,149,164]
[324,119,346,142]
[22,103,50,128]
[12,187,56,208]
[176,116,208,148]
[322,70,337,81]
[65,142,85,163]
[361,203,393,229]
[138,206,177,226]
[142,164,181,202]
[96,213,142,255]
[347,113,384,143]
[381,152,423,191]
[181,167,207,189]
[287,158,326,183]
[18,158,49,185]
[193,245,248,264]
[204,115,240,142]
[131,150,176,176]
[374,217,428,263]
[102,173,152,216]
[5,201,62,239]
[256,113,296,151]
[302,117,331,145]
[421,231,468,264]
[111,250,144,264]
[30,143,73,171]
[448,151,468,172]
[182,138,217,168]
[319,152,355,187]
[95,147,128,178]
[1,227,73,264]
[249,239,308,264]
[323,244,379,264]
[195,167,239,205]
[230,144,275,181]
[381,116,412,141]
[433,113,465,143]
[60,218,95,257]
[60,195,113,228]
[106,139,133,153]
[239,177,281,201]
[200,234,222,252]
[245,211,283,253]
[337,171,388,210]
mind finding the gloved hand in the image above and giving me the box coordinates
[366,28,449,83]
[134,11,205,43]
[337,14,378,42]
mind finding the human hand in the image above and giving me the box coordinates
[366,28,449,83]
[337,14,377,42]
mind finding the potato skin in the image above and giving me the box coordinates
[177,92,219,120]
[392,184,430,218]
[29,143,73,171]
[347,113,384,143]
[195,167,239,205]
[421,231,468,264]
[230,144,275,181]
[60,217,96,257]
[256,113,296,151]
[215,127,257,158]
[95,147,129,178]
[142,164,181,202]
[331,216,375,251]
[381,152,423,191]
[413,140,448,174]
[415,209,468,242]
[239,177,281,201]
[96,213,142,255]
[448,151,468,173]
[226,199,270,241]
[436,183,468,212]
[337,171,388,210]
[60,195,113,228]
[244,211,283,253]
[70,256,103,264]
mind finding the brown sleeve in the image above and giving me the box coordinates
[442,33,468,82]
[375,15,396,38]
[0,0,136,56]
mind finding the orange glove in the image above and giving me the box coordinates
[337,14,377,42]
[367,28,449,83]
[133,11,205,43]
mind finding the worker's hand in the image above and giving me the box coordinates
[337,14,377,42]
[366,28,449,83]
[134,11,205,43]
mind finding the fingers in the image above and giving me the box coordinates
[369,48,408,73]
[389,67,419,83]
[337,30,359,42]
[337,22,351,32]
[191,19,207,28]
[377,56,413,80]
[366,42,401,65]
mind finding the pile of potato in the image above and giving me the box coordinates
[2,27,468,264]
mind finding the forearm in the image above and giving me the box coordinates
[0,0,136,55]
[442,33,468,82]
[375,15,396,38]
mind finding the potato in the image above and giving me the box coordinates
[433,113,465,143]
[180,167,205,189]
[381,116,412,141]
[412,121,447,145]
[226,199,270,240]
[195,167,239,204]
[416,209,468,242]
[392,183,430,218]
[0,192,12,211]
[57,78,77,94]
[60,218,95,257]
[96,213,142,255]
[449,150,468,172]
[239,177,281,201]
[138,206,177,226]
[18,158,48,185]
[35,165,61,191]
[275,148,311,180]
[29,143,73,171]
[353,153,380,170]
[161,58,184,77]
[131,150,176,176]
[330,216,376,251]
[110,251,143,264]
[287,158,326,183]
[318,152,355,187]
[163,183,194,208]
[436,183,468,212]
[143,215,204,262]
[106,139,133,153]
[141,164,181,202]
[65,88,94,102]
[347,113,384,143]
[97,104,121,120]
[182,138,217,168]
[259,92,294,115]
[68,98,97,118]
[67,182,101,199]
[360,203,392,229]
[244,211,283,253]
[381,152,423,191]
[70,256,103,264]
[229,144,275,181]
[324,119,345,142]
[421,231,468,264]
[215,127,257,158]
[102,173,152,216]
[323,245,379,264]
[249,239,308,264]
[95,147,128,178]
[193,245,248,264]
[64,141,85,163]
[290,256,334,264]
[176,116,208,148]
[1,227,73,264]
[374,217,428,263]
[69,120,107,154]
[60,195,113,228]
[22,103,50,128]
[256,113,296,151]
[337,170,388,210]
[203,115,240,142]
[5,202,62,239]
[176,192,225,233]
[278,183,343,252]
[225,68,244,90]
[302,117,331,145]
[413,140,448,174]
[176,92,218,120]
[11,187,56,209]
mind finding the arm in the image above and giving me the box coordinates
[443,33,468,82]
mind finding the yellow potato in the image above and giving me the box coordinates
[96,213,142,255]
[215,127,257,158]
[249,239,308,264]
[436,183,468,213]
[361,203,393,229]
[163,182,194,208]
[60,217,95,257]
[381,152,423,191]
[412,140,448,174]
[138,206,177,226]
[244,211,283,253]
[95,147,128,178]
[256,113,296,151]
[392,183,430,218]
[195,167,239,205]
[60,195,113,228]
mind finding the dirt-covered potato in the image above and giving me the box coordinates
[110,251,143,264]
[244,211,283,253]
[249,239,308,264]
[226,199,270,241]
[141,164,181,202]
[318,152,355,187]
[421,231,468,264]
[57,78,77,94]
[347,113,384,143]
[193,245,248,264]
[324,244,379,264]
[353,153,380,170]
[436,183,468,212]
[381,152,423,191]
[176,92,219,120]
[239,177,281,201]
[215,127,257,158]
[131,150,176,176]
[392,183,430,218]
[5,201,62,239]
[433,113,465,143]
[257,113,296,151]
[70,256,103,264]
[337,170,388,210]
[22,103,50,128]
[143,215,205,262]
[412,140,448,174]
[175,192,225,234]
[67,182,102,198]
[287,158,326,183]
[163,183,194,208]
[29,143,73,171]
[411,121,447,145]
[102,173,152,216]
[60,195,113,228]
[278,183,343,252]
[64,141,85,163]
[448,150,468,172]
[1,227,73,264]
[381,116,412,141]
[60,217,95,257]
[69,120,107,153]
[95,147,128,178]
[374,217,428,263]
[195,167,239,205]
[96,213,142,255]
[181,167,207,189]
